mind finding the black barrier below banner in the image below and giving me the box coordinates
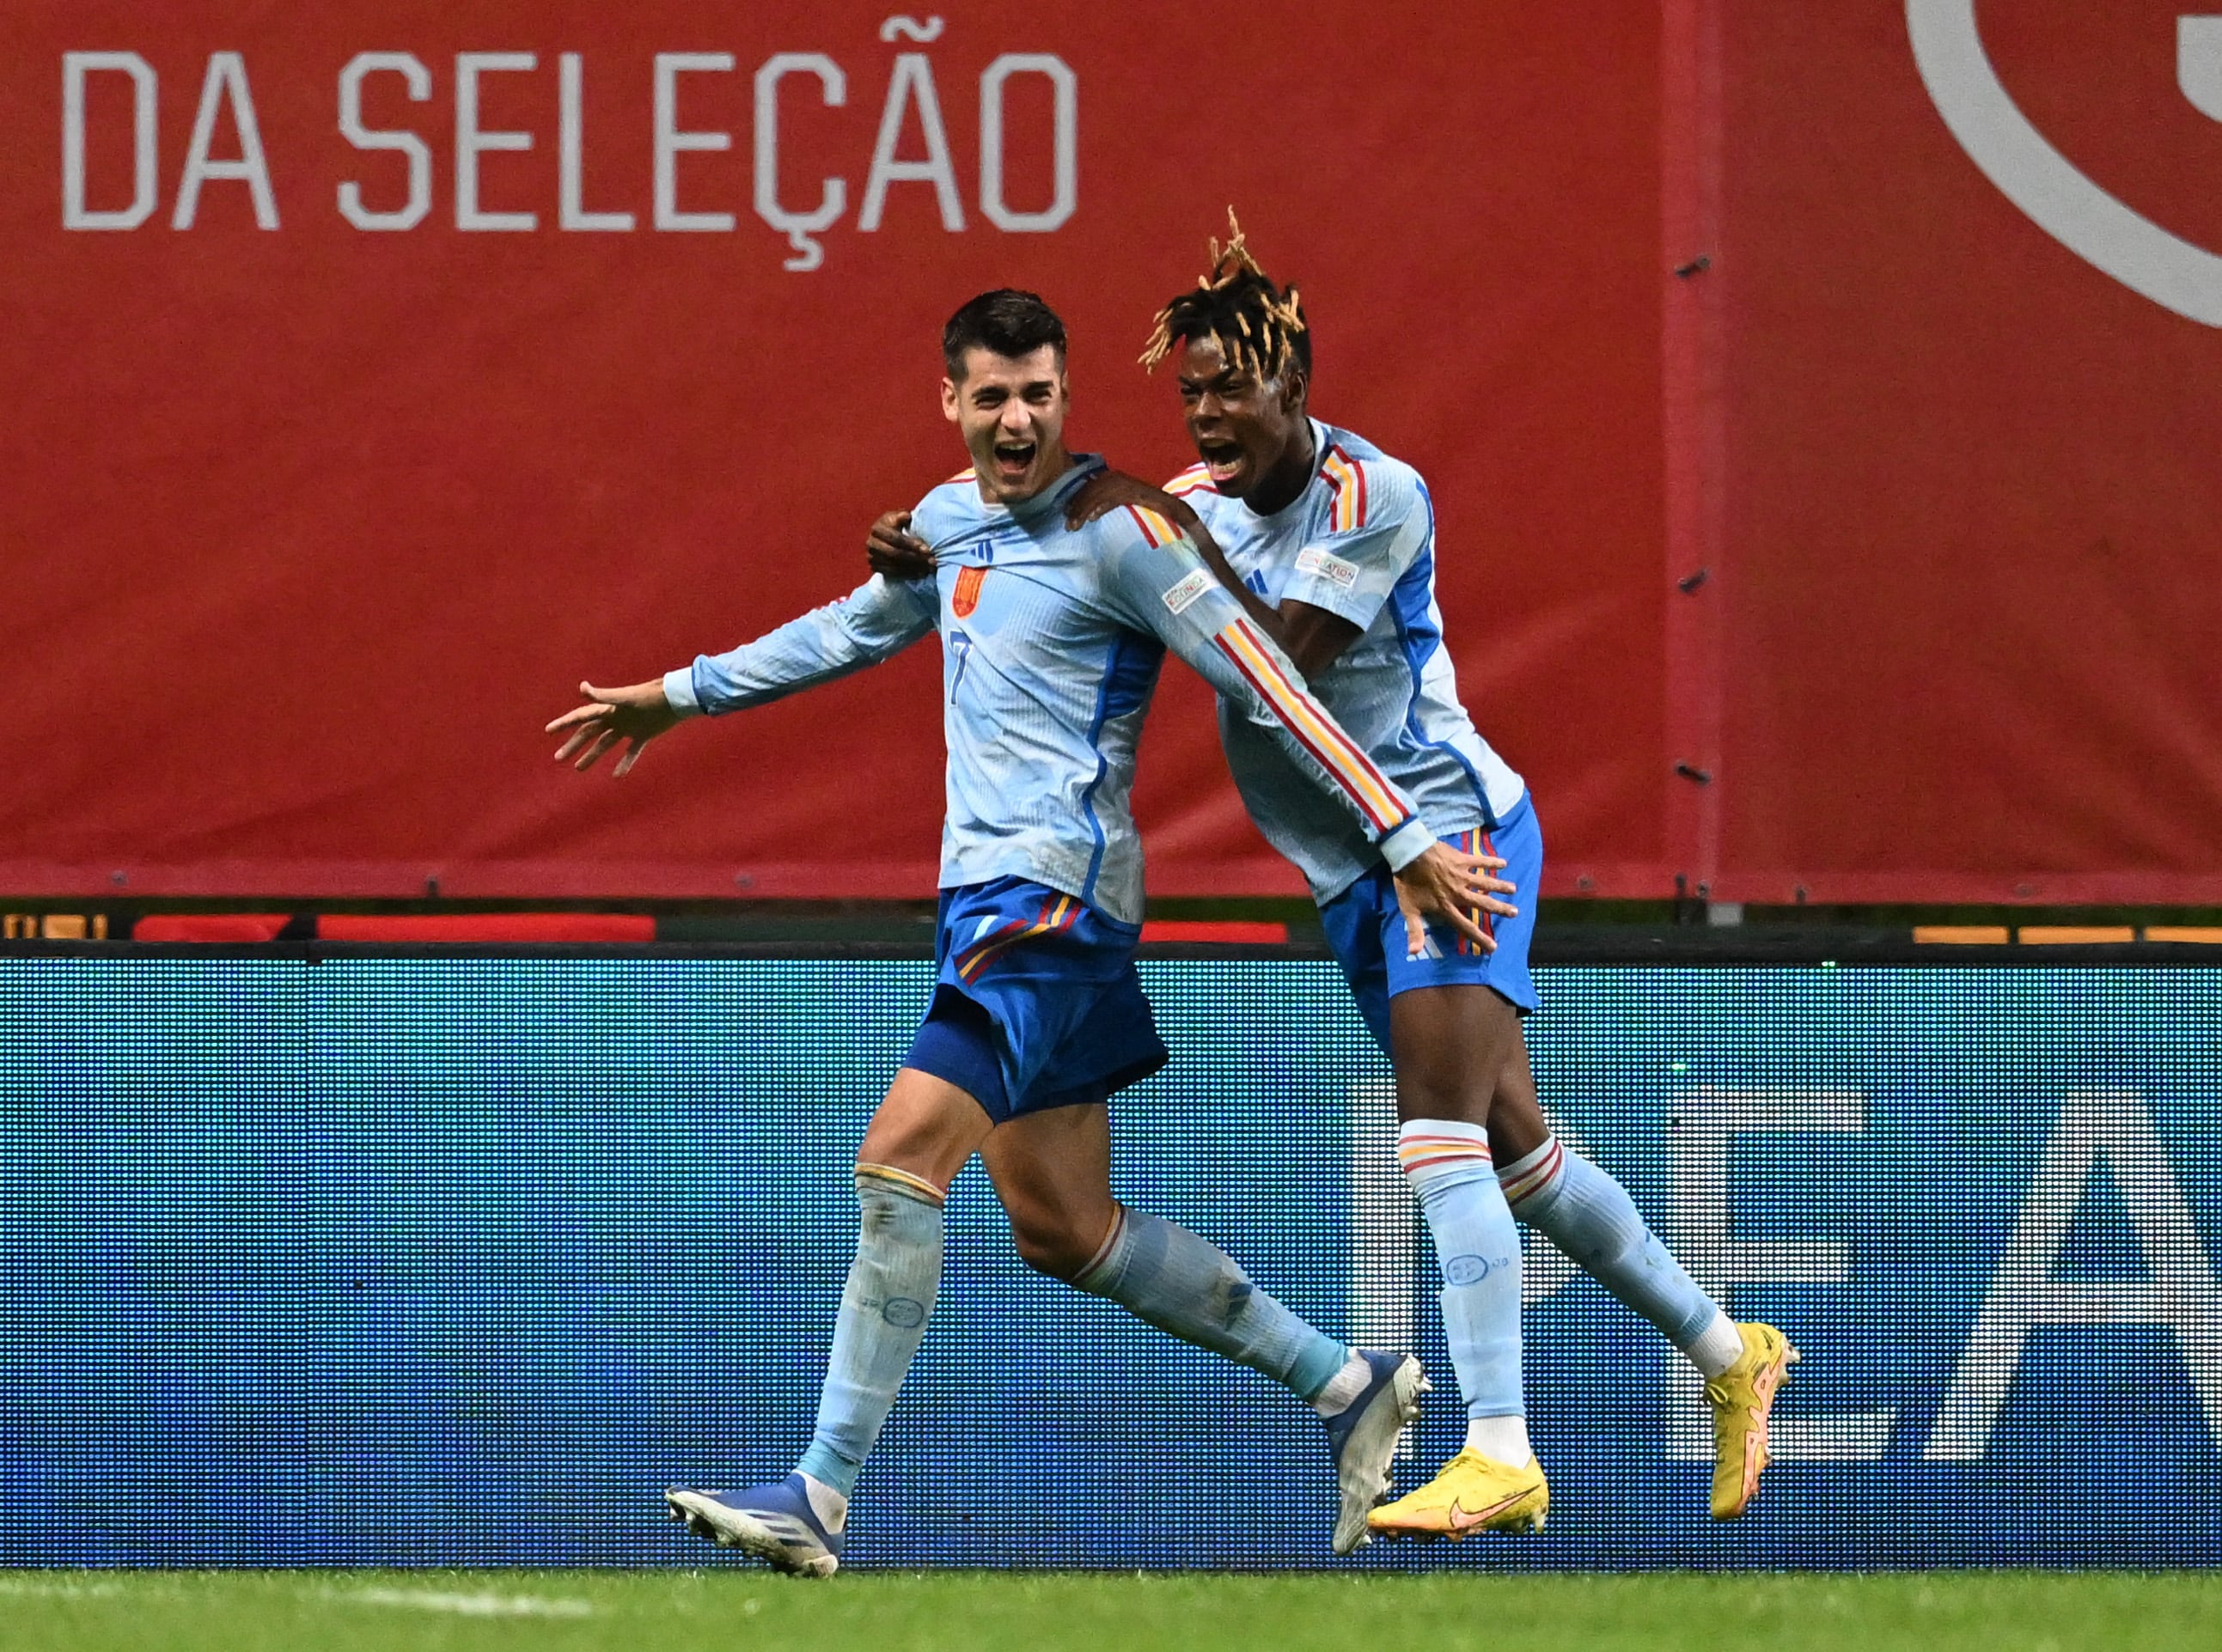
[15,928,2222,966]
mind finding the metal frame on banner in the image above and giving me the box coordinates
[1661,0,1727,912]
[7,935,2219,967]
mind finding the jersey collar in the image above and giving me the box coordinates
[988,454,1107,524]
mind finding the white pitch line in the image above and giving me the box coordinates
[330,1586,595,1618]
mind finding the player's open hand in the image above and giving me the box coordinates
[1392,840,1518,958]
[545,680,679,777]
[866,510,935,581]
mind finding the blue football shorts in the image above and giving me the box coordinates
[1318,793,1543,1055]
[903,876,1169,1124]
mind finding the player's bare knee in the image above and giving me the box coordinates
[1485,1082,1549,1162]
[1396,1079,1493,1126]
[852,1129,936,1183]
[858,1073,986,1186]
[1008,1211,1096,1281]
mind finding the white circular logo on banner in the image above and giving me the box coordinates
[1908,1,2222,326]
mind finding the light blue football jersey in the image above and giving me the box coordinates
[1170,419,1528,906]
[663,454,1439,924]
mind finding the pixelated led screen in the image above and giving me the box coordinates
[1,957,2216,1569]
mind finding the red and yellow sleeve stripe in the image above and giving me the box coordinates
[1165,465,1217,497]
[1123,503,1182,547]
[1321,448,1369,533]
[1210,618,1411,836]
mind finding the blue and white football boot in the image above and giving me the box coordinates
[665,1475,844,1578]
[1322,1350,1431,1554]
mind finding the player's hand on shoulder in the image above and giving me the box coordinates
[1071,470,1252,615]
[546,679,679,777]
[1065,470,1200,534]
[866,509,934,582]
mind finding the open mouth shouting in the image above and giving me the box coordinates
[1197,436,1248,490]
[991,437,1038,485]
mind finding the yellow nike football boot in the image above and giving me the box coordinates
[1706,1320,1798,1520]
[1366,1449,1548,1540]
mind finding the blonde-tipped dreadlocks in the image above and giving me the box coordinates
[1138,209,1311,383]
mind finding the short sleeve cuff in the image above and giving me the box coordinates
[1377,817,1435,874]
[662,665,705,718]
[1279,574,1386,631]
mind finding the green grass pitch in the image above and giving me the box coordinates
[1,1571,2214,1652]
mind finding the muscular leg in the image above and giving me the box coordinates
[1480,1033,1743,1378]
[977,1101,1117,1280]
[791,1069,997,1504]
[1479,1033,1549,1164]
[1477,1014,1794,1520]
[982,1094,1428,1552]
[1389,981,1523,1127]
[1389,984,1530,1466]
[668,1065,998,1567]
[978,1103,1354,1403]
[858,1065,1000,1189]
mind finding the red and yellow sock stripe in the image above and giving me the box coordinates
[1496,1138,1565,1208]
[1076,1204,1129,1284]
[1396,1129,1494,1178]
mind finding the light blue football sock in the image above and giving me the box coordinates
[1073,1206,1350,1401]
[1498,1136,1735,1369]
[793,1166,944,1497]
[1399,1120,1526,1428]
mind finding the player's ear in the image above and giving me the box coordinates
[1280,365,1307,416]
[941,376,961,424]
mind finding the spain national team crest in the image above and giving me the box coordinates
[953,564,988,619]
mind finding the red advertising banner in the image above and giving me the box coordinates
[1701,0,2222,904]
[10,3,2213,905]
[0,2,1670,900]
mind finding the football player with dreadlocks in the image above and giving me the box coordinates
[1138,214,1796,1536]
[866,218,1797,1537]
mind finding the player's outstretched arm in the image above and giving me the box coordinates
[549,577,936,778]
[1101,515,1514,953]
[546,679,679,777]
[673,576,937,716]
[1065,472,1358,679]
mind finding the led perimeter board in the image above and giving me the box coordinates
[1,953,2216,1569]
